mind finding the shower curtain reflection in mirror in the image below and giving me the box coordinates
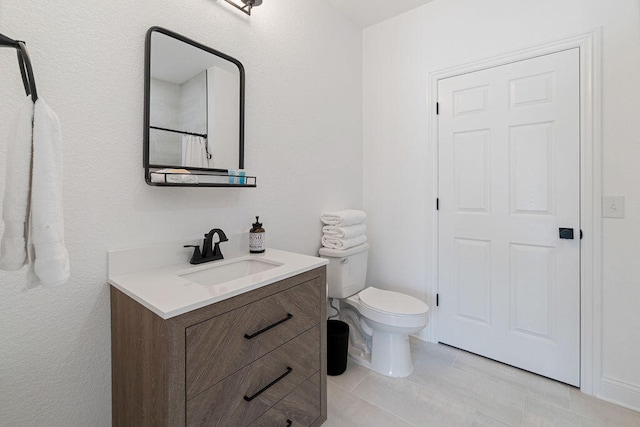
[181,135,210,168]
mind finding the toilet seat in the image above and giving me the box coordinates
[359,287,429,316]
[345,287,429,329]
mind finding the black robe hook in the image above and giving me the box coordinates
[16,41,37,102]
[0,33,16,46]
[0,33,38,102]
[16,48,31,96]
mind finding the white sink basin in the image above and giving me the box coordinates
[178,257,283,287]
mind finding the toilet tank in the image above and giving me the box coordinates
[319,243,369,298]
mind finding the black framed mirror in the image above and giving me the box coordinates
[144,27,251,186]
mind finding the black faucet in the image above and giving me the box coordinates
[184,228,229,264]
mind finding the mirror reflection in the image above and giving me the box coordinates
[144,27,244,181]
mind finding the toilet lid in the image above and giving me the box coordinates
[359,287,429,315]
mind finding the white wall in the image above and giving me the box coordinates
[179,71,207,135]
[209,66,240,168]
[0,0,362,425]
[363,0,640,410]
[149,78,182,164]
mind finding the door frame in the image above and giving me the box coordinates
[427,29,602,395]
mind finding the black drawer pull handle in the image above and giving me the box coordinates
[243,367,293,402]
[286,420,292,427]
[244,313,293,339]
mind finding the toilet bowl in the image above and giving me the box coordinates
[319,244,429,377]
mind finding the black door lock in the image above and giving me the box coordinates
[559,228,574,239]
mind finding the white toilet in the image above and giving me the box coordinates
[319,243,429,377]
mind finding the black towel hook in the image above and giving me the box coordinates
[0,33,38,102]
[16,41,37,102]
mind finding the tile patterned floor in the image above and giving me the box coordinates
[325,338,640,426]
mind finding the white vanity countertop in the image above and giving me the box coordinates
[108,244,328,320]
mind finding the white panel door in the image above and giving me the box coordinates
[438,48,580,386]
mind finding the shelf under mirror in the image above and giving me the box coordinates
[148,168,256,188]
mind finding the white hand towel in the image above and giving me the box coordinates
[27,98,70,288]
[321,234,368,250]
[150,173,199,184]
[320,209,367,226]
[322,224,367,239]
[0,96,34,271]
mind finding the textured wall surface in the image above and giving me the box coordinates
[363,0,640,411]
[0,0,362,425]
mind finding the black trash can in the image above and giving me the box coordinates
[327,320,349,376]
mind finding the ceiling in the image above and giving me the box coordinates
[326,0,434,28]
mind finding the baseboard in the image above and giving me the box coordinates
[598,376,640,412]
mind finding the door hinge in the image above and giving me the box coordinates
[436,102,440,115]
[436,198,439,210]
[580,229,583,240]
[436,293,439,307]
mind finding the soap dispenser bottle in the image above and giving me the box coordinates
[249,216,265,253]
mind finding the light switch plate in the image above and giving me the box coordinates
[603,196,625,218]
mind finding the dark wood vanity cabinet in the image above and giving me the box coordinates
[111,267,327,427]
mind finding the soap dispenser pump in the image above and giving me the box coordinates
[249,216,265,253]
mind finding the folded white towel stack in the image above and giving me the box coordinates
[320,210,367,251]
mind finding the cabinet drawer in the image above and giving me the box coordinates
[249,372,321,427]
[186,325,320,427]
[186,278,321,398]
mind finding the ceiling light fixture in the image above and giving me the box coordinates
[223,0,263,15]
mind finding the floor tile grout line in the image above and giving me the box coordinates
[566,389,640,427]
[523,390,575,415]
[529,392,625,427]
[330,374,415,426]
[399,373,480,422]
[402,361,528,426]
[347,365,371,392]
[479,409,521,427]
[568,386,575,413]
[451,346,461,367]
[411,354,530,399]
[351,372,524,427]
[327,378,357,395]
[349,387,421,427]
[448,351,572,411]
[328,367,371,393]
